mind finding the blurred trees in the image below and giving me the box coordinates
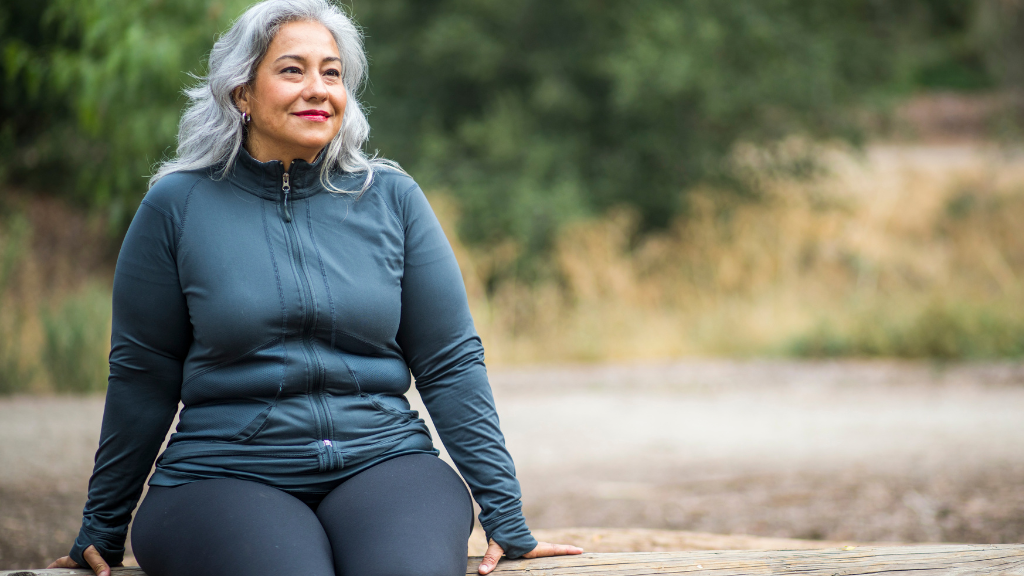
[359,0,917,258]
[0,0,249,226]
[1,0,1021,251]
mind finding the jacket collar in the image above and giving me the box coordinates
[227,147,327,200]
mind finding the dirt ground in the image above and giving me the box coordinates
[2,360,1023,569]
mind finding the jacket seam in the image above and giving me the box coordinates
[305,200,338,352]
[260,201,290,411]
[177,182,197,245]
[143,175,203,245]
[369,183,412,231]
[182,335,283,386]
[138,200,183,267]
[138,200,174,224]
[481,507,524,528]
[260,201,289,339]
[81,525,127,539]
[397,183,421,232]
[334,328,391,353]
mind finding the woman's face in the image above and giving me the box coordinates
[235,20,347,168]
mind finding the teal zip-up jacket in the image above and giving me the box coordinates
[70,150,536,565]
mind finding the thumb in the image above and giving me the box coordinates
[83,545,111,576]
[478,539,504,575]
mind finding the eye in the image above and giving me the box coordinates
[324,68,341,78]
[281,66,302,74]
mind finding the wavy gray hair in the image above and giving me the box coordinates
[151,0,399,191]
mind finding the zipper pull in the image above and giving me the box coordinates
[281,172,292,222]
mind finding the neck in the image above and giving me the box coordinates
[243,139,319,172]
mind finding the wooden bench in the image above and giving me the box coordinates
[3,545,1023,576]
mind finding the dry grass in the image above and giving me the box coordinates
[441,143,1024,364]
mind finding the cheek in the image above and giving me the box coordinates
[252,86,292,123]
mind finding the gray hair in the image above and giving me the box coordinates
[150,0,400,192]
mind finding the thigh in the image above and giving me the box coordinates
[317,454,474,576]
[131,478,335,576]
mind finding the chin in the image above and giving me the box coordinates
[291,137,334,154]
[299,132,338,150]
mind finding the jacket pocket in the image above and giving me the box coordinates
[229,403,276,443]
[364,392,418,421]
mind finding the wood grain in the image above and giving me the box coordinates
[472,545,1024,575]
[3,545,1022,576]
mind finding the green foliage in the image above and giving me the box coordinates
[355,0,1000,259]
[0,0,1019,249]
[788,301,1024,360]
[0,0,250,227]
[41,284,112,393]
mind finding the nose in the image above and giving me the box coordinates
[304,71,329,102]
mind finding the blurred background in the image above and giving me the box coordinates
[2,0,1024,569]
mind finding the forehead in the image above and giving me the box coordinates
[266,20,340,59]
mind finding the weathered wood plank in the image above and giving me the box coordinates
[4,545,1022,576]
[472,545,1024,575]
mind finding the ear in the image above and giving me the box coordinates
[232,85,250,112]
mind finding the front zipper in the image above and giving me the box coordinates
[277,174,335,468]
[281,172,293,222]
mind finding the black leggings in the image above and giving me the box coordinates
[131,454,474,576]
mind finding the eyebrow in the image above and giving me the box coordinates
[274,54,342,64]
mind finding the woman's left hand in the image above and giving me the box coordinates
[478,539,583,574]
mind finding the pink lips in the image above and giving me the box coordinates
[294,110,331,122]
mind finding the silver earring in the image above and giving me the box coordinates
[241,111,251,125]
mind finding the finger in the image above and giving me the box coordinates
[549,542,584,556]
[478,539,504,575]
[522,541,584,558]
[47,556,81,569]
[83,545,111,576]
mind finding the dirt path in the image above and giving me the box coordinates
[2,360,1023,568]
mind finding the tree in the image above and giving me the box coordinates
[1,0,1014,253]
[355,0,929,258]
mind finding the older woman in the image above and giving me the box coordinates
[47,1,581,575]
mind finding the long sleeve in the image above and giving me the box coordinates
[70,199,190,566]
[395,185,537,558]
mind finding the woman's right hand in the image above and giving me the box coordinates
[48,545,120,576]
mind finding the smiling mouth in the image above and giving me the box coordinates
[294,110,331,121]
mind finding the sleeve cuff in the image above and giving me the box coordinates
[483,512,537,559]
[70,526,126,567]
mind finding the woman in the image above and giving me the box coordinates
[48,1,581,575]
